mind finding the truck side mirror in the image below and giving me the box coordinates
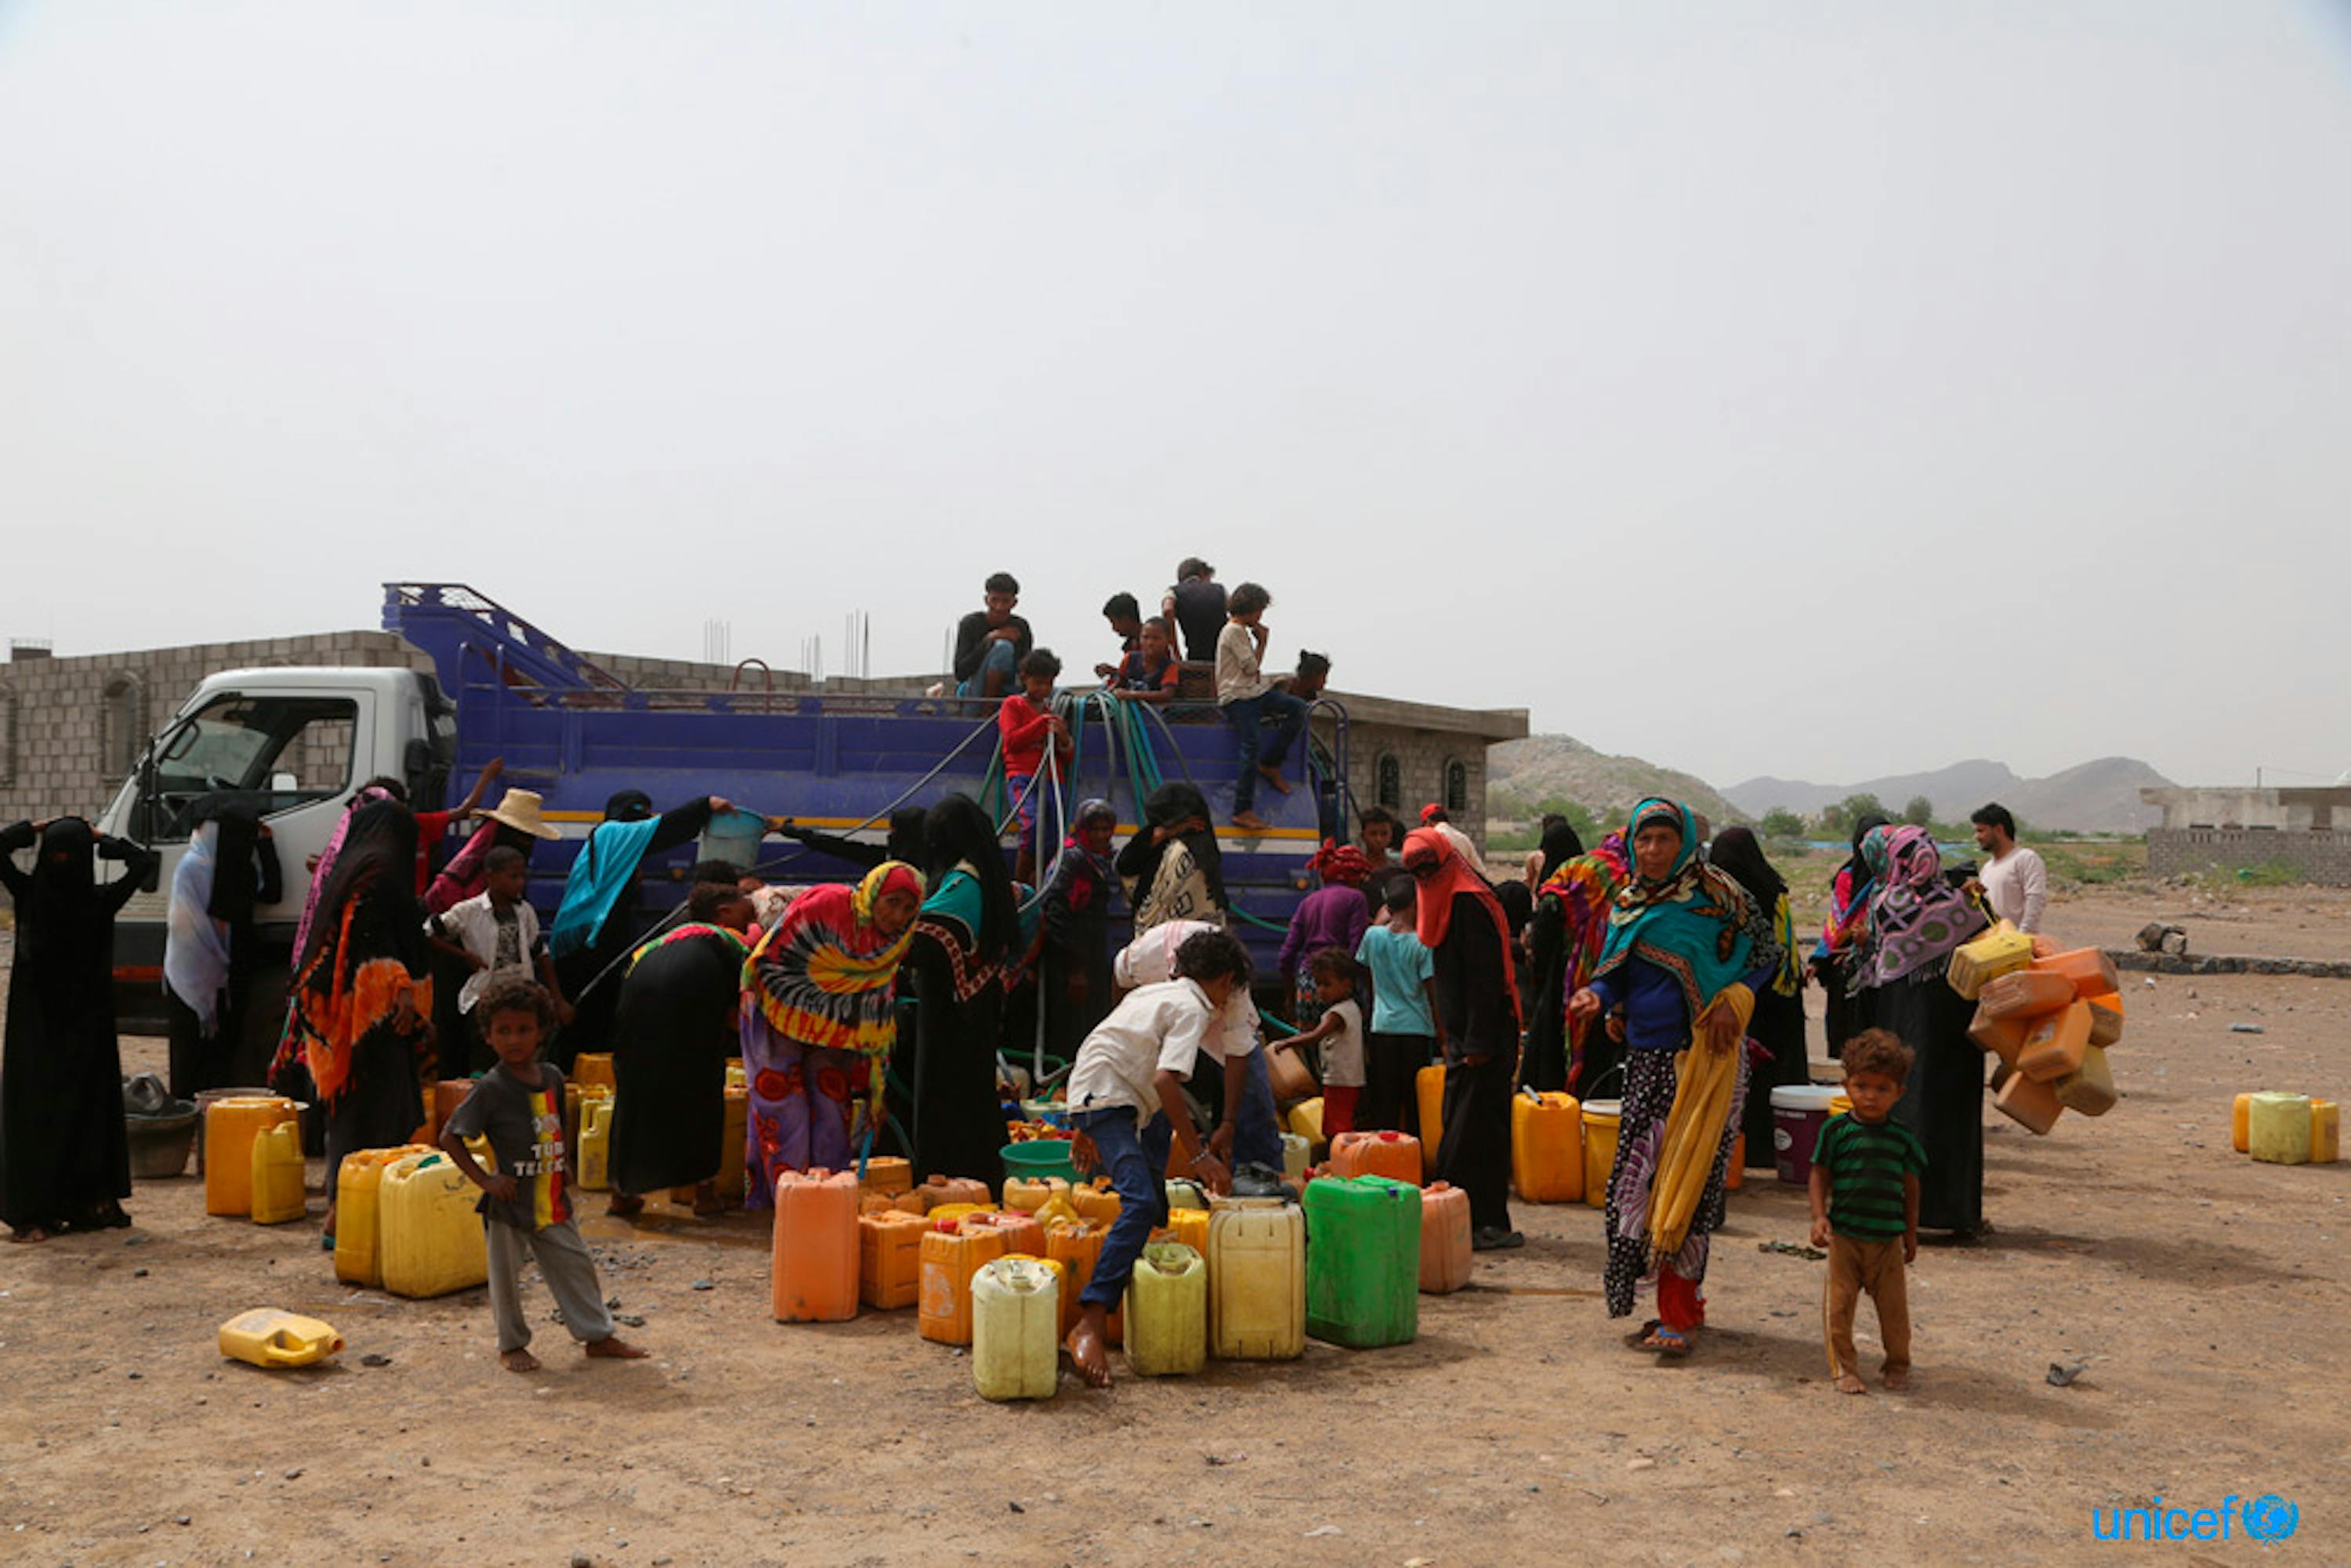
[140,853,161,893]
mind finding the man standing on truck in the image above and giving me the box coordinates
[951,572,1033,700]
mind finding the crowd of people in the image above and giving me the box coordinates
[1,643,2030,1396]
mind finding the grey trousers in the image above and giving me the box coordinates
[486,1218,614,1353]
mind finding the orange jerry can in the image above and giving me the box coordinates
[918,1224,1009,1345]
[1044,1219,1104,1338]
[770,1169,860,1323]
[2030,947,2120,1000]
[1329,1130,1423,1187]
[204,1096,297,1218]
[960,1209,1044,1260]
[2083,991,2125,1047]
[915,1174,990,1211]
[858,1209,928,1310]
[1418,1181,1473,1294]
[1994,1071,2064,1135]
[1977,969,2078,1022]
[571,1052,616,1092]
[2016,1001,2093,1083]
[430,1079,473,1144]
[1510,1088,1583,1204]
[1968,1003,2030,1069]
[1416,1064,1447,1173]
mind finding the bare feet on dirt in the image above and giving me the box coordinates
[586,1336,648,1360]
[500,1348,541,1374]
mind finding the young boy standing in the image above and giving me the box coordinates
[1809,1029,1926,1394]
[441,977,646,1374]
[1064,928,1249,1388]
[998,647,1073,882]
[1354,880,1438,1135]
[1273,947,1365,1134]
[426,846,574,1074]
[1215,583,1310,833]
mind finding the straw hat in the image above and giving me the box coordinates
[482,788,561,841]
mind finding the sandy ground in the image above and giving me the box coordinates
[2,884,2348,1567]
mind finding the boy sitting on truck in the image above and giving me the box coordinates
[953,571,1033,699]
[1064,927,1247,1388]
[440,977,646,1374]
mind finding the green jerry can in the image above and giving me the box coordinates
[1302,1175,1421,1349]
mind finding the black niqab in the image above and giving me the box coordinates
[1707,826,1788,909]
[922,795,1019,962]
[1117,782,1226,911]
[1535,819,1586,886]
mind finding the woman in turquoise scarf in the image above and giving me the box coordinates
[1570,799,1781,1356]
[900,795,1021,1187]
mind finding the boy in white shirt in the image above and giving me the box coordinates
[1065,927,1250,1388]
[1215,582,1310,833]
[426,846,574,1071]
[1113,918,1283,1174]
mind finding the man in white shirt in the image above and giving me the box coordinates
[1114,918,1282,1173]
[1064,927,1250,1387]
[1967,803,2047,933]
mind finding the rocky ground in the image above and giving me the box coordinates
[1,881,2346,1566]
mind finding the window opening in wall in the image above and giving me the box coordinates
[1376,753,1401,809]
[1445,759,1468,814]
[101,675,147,785]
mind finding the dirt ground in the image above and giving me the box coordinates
[3,881,2348,1566]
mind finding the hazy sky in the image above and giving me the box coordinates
[5,2,2347,790]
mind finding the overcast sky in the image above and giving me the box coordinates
[4,2,2346,791]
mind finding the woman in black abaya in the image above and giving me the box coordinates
[900,795,1018,1186]
[2,817,159,1240]
[608,884,756,1217]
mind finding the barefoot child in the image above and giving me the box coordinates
[1063,927,1250,1388]
[1214,583,1309,833]
[441,977,647,1374]
[1809,1029,1924,1394]
[1272,947,1365,1135]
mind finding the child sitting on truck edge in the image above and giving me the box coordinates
[1809,1028,1925,1394]
[440,977,647,1374]
[1215,582,1310,833]
[1063,927,1248,1389]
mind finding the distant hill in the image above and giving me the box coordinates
[1489,736,1746,827]
[1725,757,2172,833]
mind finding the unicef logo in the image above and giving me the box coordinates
[2241,1494,2298,1541]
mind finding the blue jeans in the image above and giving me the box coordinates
[958,638,1020,697]
[1224,688,1310,813]
[1070,1105,1172,1309]
[1230,1046,1283,1170]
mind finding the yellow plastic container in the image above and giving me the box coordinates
[1947,921,2034,999]
[577,1097,614,1191]
[1155,1205,1210,1259]
[1207,1200,1304,1360]
[1280,1132,1311,1186]
[1043,1218,1104,1338]
[1124,1242,1207,1377]
[918,1223,1007,1346]
[1033,1193,1082,1232]
[2233,1092,2255,1153]
[1510,1089,1583,1204]
[1288,1096,1324,1150]
[378,1152,489,1298]
[1165,1179,1208,1211]
[971,1256,1062,1401]
[927,1201,991,1227]
[1416,1063,1447,1175]
[248,1121,308,1225]
[717,1086,748,1204]
[1069,1182,1122,1227]
[334,1144,435,1287]
[572,1052,616,1091]
[205,1096,297,1217]
[218,1309,342,1369]
[859,1155,912,1197]
[1002,1176,1070,1213]
[859,1209,928,1311]
[2248,1092,2312,1165]
[2310,1099,2339,1164]
[1580,1099,1621,1210]
[725,1057,747,1092]
[2054,1045,2117,1117]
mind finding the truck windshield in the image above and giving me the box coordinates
[143,694,360,841]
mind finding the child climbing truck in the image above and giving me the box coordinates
[1809,1028,1925,1394]
[440,976,647,1374]
[1062,927,1251,1388]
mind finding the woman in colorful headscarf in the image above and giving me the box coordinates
[1812,812,1891,1052]
[1707,827,1809,1170]
[607,883,757,1219]
[1527,826,1628,1094]
[279,801,436,1241]
[900,795,1020,1186]
[1277,840,1371,1030]
[2,817,158,1240]
[550,791,724,1066]
[1027,798,1121,1063]
[1401,825,1521,1251]
[1849,824,1989,1237]
[741,859,924,1202]
[1116,782,1226,934]
[1568,799,1781,1356]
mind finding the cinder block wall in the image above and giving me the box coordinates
[2148,828,2351,886]
[1342,719,1488,850]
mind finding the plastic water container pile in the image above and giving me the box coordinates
[1947,922,2128,1135]
[765,1136,1496,1401]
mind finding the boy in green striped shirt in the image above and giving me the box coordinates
[1809,1029,1925,1394]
